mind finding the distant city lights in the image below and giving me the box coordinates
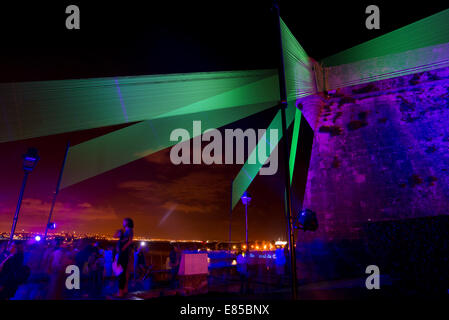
[0,230,282,252]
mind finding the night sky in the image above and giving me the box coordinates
[0,1,447,240]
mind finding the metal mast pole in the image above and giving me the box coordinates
[245,203,249,254]
[44,142,70,241]
[229,181,233,250]
[273,0,298,299]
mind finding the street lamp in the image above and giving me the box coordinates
[9,148,39,246]
[241,191,251,255]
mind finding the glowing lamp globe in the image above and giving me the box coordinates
[22,148,40,172]
[241,191,252,206]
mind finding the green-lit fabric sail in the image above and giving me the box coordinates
[60,18,312,192]
[322,8,449,90]
[322,8,449,67]
[289,108,302,185]
[325,42,449,90]
[280,18,316,100]
[60,74,280,188]
[0,69,276,143]
[6,9,449,199]
[230,18,311,209]
[280,17,312,186]
[231,104,297,209]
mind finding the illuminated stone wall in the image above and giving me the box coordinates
[300,66,449,242]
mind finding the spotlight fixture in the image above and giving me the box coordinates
[294,209,318,231]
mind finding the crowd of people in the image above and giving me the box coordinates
[0,217,155,300]
[1,217,287,300]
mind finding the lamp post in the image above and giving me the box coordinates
[9,148,39,246]
[241,191,252,255]
[229,181,233,252]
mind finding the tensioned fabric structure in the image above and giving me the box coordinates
[1,10,449,209]
[231,9,449,208]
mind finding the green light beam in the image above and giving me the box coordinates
[321,8,449,67]
[289,108,302,185]
[231,101,296,209]
[60,76,280,188]
[0,69,276,143]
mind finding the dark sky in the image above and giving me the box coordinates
[0,1,447,240]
